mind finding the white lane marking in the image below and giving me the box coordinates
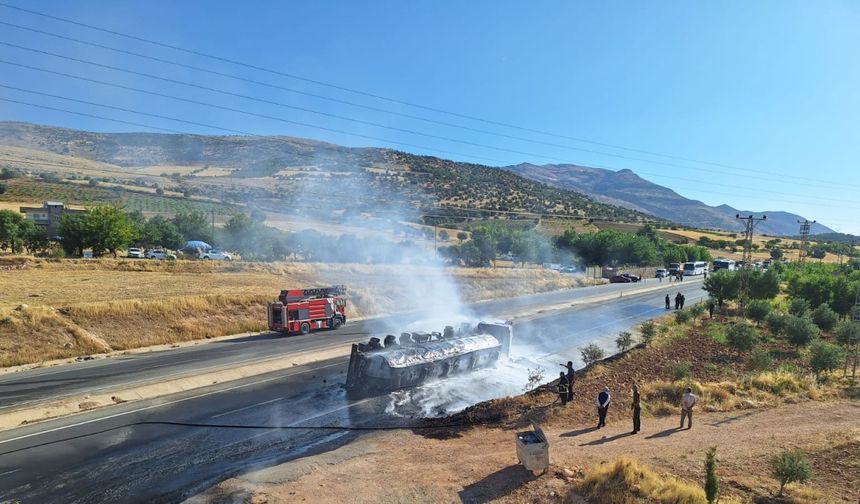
[0,468,20,476]
[210,397,284,419]
[0,361,344,446]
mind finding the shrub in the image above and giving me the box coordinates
[640,320,657,342]
[835,320,860,347]
[704,447,718,504]
[689,303,706,317]
[770,450,812,496]
[747,347,773,371]
[675,309,693,324]
[810,303,839,332]
[668,361,692,381]
[808,341,845,377]
[726,321,759,357]
[580,343,605,367]
[579,457,707,504]
[788,298,811,317]
[784,315,819,351]
[745,299,771,325]
[615,331,635,352]
[765,311,787,337]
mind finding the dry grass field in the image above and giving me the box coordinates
[0,257,590,367]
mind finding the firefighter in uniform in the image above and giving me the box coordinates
[557,372,570,406]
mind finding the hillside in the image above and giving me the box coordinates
[0,122,653,224]
[505,162,834,236]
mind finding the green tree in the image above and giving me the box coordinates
[639,320,657,343]
[809,341,845,377]
[770,247,784,260]
[456,231,468,241]
[579,343,605,366]
[784,315,819,351]
[810,303,839,332]
[83,206,137,257]
[726,321,759,357]
[765,311,787,337]
[0,181,6,194]
[615,331,635,352]
[0,209,28,253]
[58,214,88,256]
[140,216,182,249]
[749,268,781,300]
[788,297,811,317]
[704,447,719,504]
[172,210,210,242]
[770,450,812,496]
[703,270,739,304]
[745,299,771,325]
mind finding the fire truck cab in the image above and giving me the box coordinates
[267,286,347,335]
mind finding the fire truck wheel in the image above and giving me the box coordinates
[300,322,310,334]
[331,317,342,329]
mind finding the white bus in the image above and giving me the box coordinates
[712,259,736,271]
[683,261,708,276]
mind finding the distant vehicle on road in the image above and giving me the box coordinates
[146,249,177,260]
[683,261,708,276]
[560,265,578,273]
[655,268,668,278]
[610,273,640,283]
[199,249,233,261]
[126,247,144,259]
[712,259,736,271]
[667,262,681,276]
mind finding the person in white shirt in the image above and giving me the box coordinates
[681,387,697,429]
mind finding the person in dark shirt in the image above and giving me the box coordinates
[631,383,641,434]
[596,387,611,428]
[562,361,575,402]
[665,294,671,310]
[557,372,569,406]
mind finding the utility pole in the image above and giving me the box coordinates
[797,219,814,263]
[211,210,216,244]
[736,213,767,309]
[852,284,860,381]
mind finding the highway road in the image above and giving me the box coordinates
[0,279,706,503]
[0,277,701,410]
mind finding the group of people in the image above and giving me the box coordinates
[664,292,687,310]
[556,366,698,433]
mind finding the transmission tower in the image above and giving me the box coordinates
[797,219,815,263]
[736,213,767,308]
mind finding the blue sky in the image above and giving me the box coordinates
[0,1,858,234]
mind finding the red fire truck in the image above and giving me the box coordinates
[267,286,347,334]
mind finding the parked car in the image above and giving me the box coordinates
[146,249,177,260]
[199,249,232,261]
[655,268,668,278]
[127,247,144,259]
[609,273,640,283]
[560,265,578,273]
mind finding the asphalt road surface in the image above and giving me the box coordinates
[0,277,702,410]
[0,279,706,503]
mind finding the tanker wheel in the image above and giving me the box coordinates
[331,317,342,330]
[300,322,310,334]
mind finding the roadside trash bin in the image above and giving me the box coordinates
[515,423,549,474]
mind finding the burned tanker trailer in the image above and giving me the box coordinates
[345,322,512,396]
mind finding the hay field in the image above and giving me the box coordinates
[0,257,589,366]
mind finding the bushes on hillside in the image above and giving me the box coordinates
[783,315,819,351]
[726,321,759,357]
[745,299,771,324]
[770,451,813,496]
[809,341,845,377]
[810,303,838,332]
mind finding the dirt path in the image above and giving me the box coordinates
[190,400,860,503]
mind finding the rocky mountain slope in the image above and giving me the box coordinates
[505,162,833,236]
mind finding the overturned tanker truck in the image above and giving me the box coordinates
[345,322,512,396]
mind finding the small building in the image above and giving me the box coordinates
[19,201,86,236]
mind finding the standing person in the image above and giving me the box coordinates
[631,383,641,434]
[708,300,715,318]
[557,372,569,406]
[665,294,671,310]
[680,294,686,310]
[596,386,611,428]
[674,292,681,310]
[681,387,697,429]
[562,361,575,402]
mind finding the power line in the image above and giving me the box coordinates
[3,53,858,198]
[0,3,855,190]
